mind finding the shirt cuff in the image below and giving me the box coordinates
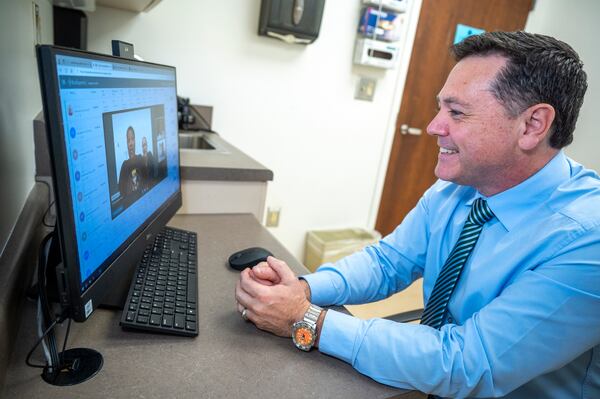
[318,309,362,364]
[301,271,342,306]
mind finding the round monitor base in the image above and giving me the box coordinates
[42,348,103,386]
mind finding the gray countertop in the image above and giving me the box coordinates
[2,214,421,399]
[179,133,273,182]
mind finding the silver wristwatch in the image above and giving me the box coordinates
[291,304,323,351]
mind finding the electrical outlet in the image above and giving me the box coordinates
[355,77,377,101]
[266,207,281,227]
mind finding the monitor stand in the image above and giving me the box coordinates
[37,232,103,386]
[41,347,103,386]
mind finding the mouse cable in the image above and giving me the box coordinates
[26,232,57,368]
[36,298,52,367]
[25,232,68,370]
[42,200,56,228]
[25,318,59,368]
[39,232,59,368]
[36,178,56,228]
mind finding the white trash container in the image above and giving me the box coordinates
[304,228,381,272]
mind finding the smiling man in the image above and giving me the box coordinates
[431,53,559,197]
[235,31,600,398]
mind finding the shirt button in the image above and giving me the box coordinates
[447,316,454,323]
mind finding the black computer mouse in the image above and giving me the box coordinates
[228,247,273,271]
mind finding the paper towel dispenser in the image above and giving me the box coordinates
[259,0,326,44]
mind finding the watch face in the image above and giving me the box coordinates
[292,321,315,351]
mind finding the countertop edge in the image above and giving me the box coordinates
[180,165,273,182]
[179,133,273,182]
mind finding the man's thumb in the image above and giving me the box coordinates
[266,256,296,282]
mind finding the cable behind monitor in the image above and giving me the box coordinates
[25,231,103,386]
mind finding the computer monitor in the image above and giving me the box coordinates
[37,45,181,322]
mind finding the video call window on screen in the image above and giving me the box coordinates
[103,105,169,218]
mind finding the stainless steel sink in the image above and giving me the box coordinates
[179,133,215,150]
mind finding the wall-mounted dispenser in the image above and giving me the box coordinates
[354,38,400,69]
[353,0,406,69]
[259,0,326,44]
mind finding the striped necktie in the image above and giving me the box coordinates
[420,198,495,329]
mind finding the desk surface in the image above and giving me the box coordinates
[3,214,422,399]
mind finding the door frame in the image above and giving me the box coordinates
[367,0,424,229]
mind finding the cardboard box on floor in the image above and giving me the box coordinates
[304,228,423,320]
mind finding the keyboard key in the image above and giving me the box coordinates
[126,311,135,322]
[174,315,185,329]
[186,322,196,331]
[187,276,197,304]
[162,315,173,327]
[150,314,161,326]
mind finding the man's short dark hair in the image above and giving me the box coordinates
[452,31,587,149]
[127,126,135,136]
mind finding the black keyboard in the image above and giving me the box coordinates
[120,226,198,337]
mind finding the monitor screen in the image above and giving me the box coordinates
[37,46,182,321]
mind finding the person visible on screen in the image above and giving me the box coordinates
[118,126,144,205]
[141,136,158,191]
[235,31,600,398]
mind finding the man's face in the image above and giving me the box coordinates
[126,128,135,158]
[142,137,148,156]
[426,55,524,196]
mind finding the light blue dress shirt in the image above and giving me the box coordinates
[303,151,600,398]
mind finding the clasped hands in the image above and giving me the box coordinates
[235,256,311,337]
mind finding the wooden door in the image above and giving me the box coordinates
[375,0,533,236]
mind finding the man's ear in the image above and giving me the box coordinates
[518,103,555,151]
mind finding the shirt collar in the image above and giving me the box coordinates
[465,151,571,232]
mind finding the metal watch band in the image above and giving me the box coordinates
[303,304,322,327]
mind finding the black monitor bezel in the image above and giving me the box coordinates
[37,45,182,322]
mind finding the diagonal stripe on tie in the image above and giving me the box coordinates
[420,198,495,330]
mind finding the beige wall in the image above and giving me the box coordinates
[0,0,53,256]
[4,0,593,263]
[526,0,600,173]
[86,0,422,259]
